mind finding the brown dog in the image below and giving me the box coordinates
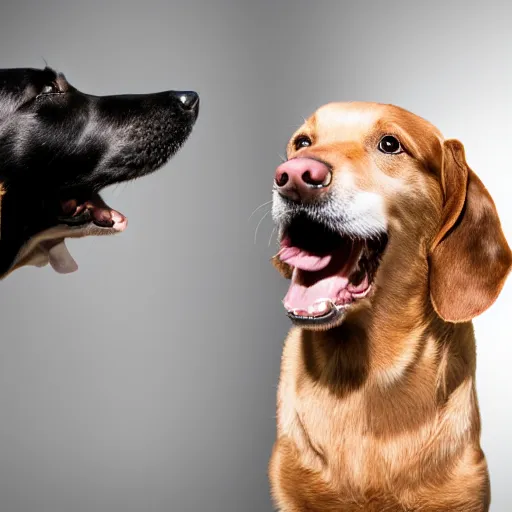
[268,102,511,511]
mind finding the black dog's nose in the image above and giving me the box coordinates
[176,91,199,111]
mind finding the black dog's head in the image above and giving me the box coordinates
[0,66,199,278]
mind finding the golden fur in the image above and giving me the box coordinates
[269,102,511,511]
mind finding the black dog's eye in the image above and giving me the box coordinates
[378,135,402,154]
[294,135,312,150]
[40,82,61,95]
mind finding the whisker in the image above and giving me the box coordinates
[268,226,277,247]
[109,181,129,198]
[121,181,130,194]
[111,183,122,195]
[278,153,287,163]
[248,200,272,222]
[254,209,271,245]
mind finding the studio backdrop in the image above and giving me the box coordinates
[0,1,510,511]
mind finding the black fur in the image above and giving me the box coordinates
[0,66,199,275]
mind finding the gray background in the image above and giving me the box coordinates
[0,0,511,511]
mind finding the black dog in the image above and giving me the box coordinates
[0,66,199,278]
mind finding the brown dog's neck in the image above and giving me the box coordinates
[295,307,479,442]
[295,258,477,406]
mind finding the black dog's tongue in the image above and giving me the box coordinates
[45,239,78,274]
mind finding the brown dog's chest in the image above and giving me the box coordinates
[278,383,410,490]
[269,332,490,511]
[271,390,489,511]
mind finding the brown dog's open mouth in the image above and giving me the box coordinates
[56,191,127,232]
[277,215,387,327]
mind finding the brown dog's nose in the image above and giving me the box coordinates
[275,157,332,202]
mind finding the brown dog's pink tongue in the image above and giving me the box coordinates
[278,246,332,272]
[282,241,363,313]
[284,268,350,312]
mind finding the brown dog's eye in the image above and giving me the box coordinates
[378,135,402,154]
[294,135,312,150]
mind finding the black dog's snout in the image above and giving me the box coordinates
[175,91,199,112]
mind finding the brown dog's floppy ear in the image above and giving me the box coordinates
[429,139,512,323]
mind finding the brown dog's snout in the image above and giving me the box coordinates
[275,157,332,202]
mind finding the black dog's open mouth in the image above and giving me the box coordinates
[277,215,388,327]
[3,190,129,277]
[55,191,127,232]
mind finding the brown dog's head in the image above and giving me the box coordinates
[272,102,511,329]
